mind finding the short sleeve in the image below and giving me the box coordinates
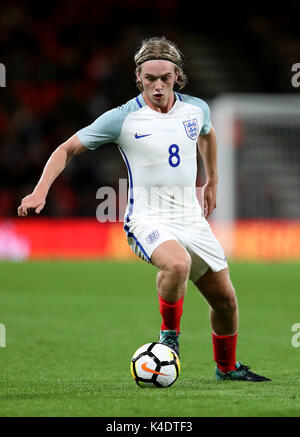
[76,108,124,150]
[199,100,211,135]
[179,94,212,135]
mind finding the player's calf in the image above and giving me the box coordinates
[209,291,239,336]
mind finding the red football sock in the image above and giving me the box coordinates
[159,295,184,335]
[212,331,238,373]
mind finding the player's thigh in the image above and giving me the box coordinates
[194,267,237,309]
[151,239,191,275]
[185,220,228,282]
[126,221,177,263]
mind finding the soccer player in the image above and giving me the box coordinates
[18,37,270,382]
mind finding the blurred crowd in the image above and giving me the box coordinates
[0,0,299,217]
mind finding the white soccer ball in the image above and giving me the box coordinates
[130,342,180,388]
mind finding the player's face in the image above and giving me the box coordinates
[137,60,178,111]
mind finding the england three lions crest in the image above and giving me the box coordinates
[183,119,200,140]
[146,230,159,244]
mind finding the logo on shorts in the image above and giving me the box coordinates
[183,119,199,140]
[146,230,159,244]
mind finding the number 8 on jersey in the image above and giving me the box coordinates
[168,144,180,168]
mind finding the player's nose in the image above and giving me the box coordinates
[154,79,163,90]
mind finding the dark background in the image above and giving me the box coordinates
[0,0,299,217]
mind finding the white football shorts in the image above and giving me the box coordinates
[125,218,228,282]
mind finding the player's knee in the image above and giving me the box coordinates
[226,292,238,313]
[166,255,191,280]
[214,290,238,314]
[225,292,238,314]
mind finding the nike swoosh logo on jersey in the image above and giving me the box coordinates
[141,361,168,375]
[135,133,152,139]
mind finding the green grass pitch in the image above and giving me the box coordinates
[0,260,299,417]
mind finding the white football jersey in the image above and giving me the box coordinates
[76,92,211,228]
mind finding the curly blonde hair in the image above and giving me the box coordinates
[134,36,188,91]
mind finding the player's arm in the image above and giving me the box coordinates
[197,126,218,219]
[17,134,87,217]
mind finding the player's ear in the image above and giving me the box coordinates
[135,67,143,91]
[174,66,179,85]
[136,67,141,82]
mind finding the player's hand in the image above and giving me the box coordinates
[202,181,217,219]
[17,192,46,217]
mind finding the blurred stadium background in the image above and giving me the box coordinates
[0,0,299,261]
